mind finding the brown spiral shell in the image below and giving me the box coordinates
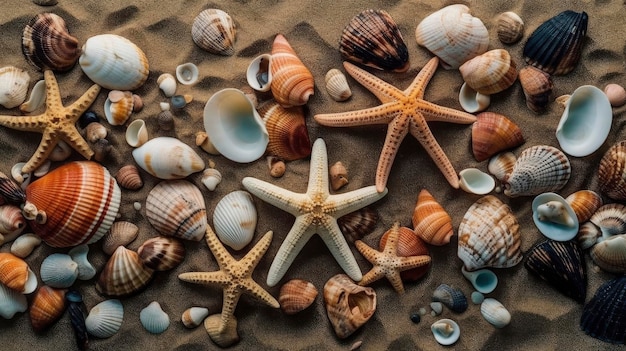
[22,13,80,72]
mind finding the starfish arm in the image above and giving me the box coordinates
[240,279,280,308]
[343,61,403,103]
[178,271,232,287]
[374,115,410,192]
[238,231,273,274]
[60,128,94,160]
[318,219,362,282]
[418,100,477,124]
[0,114,47,132]
[266,216,316,287]
[307,138,330,197]
[384,269,406,294]
[405,57,439,100]
[219,285,243,332]
[314,103,398,127]
[205,226,236,270]
[242,177,309,217]
[358,265,385,287]
[43,70,62,109]
[66,84,101,120]
[329,186,387,218]
[22,129,59,174]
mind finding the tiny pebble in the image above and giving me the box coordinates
[430,302,443,316]
[471,291,485,304]
[410,313,421,324]
[349,340,362,351]
[133,202,142,211]
[79,110,99,128]
[419,307,427,316]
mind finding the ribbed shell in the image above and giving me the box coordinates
[337,207,379,243]
[140,301,170,334]
[412,189,453,246]
[0,204,26,237]
[29,285,66,332]
[339,9,409,72]
[590,234,626,274]
[590,204,626,239]
[0,252,35,293]
[65,290,88,351]
[279,279,318,314]
[519,66,554,113]
[146,180,207,241]
[212,190,257,251]
[581,276,626,344]
[471,112,524,162]
[25,161,121,248]
[496,12,524,44]
[325,69,352,102]
[598,140,626,201]
[525,240,586,303]
[323,274,376,339]
[379,226,430,282]
[480,298,511,328]
[459,49,518,95]
[191,9,236,56]
[85,299,124,338]
[432,284,468,313]
[258,101,312,161]
[40,253,78,289]
[487,152,516,182]
[0,66,30,109]
[565,190,603,224]
[102,221,139,255]
[458,195,522,271]
[22,13,80,72]
[96,246,154,297]
[115,164,143,190]
[270,34,314,107]
[502,145,570,197]
[0,171,26,204]
[523,10,588,75]
[137,236,186,271]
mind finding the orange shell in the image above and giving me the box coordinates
[379,226,430,281]
[270,34,314,107]
[96,246,154,297]
[30,285,66,332]
[459,49,518,95]
[412,189,454,246]
[0,252,30,292]
[472,112,525,162]
[565,190,603,224]
[258,101,312,161]
[518,66,553,113]
[279,279,318,314]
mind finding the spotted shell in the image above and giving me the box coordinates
[471,112,524,162]
[279,279,318,315]
[502,145,571,197]
[29,285,66,332]
[258,101,312,161]
[96,246,154,297]
[598,140,626,201]
[581,276,626,344]
[191,9,236,56]
[412,189,453,246]
[270,34,314,107]
[459,49,518,95]
[137,236,186,271]
[22,13,80,72]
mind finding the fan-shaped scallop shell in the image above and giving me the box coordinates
[258,101,312,161]
[325,69,352,102]
[380,226,430,281]
[323,274,377,339]
[0,66,30,109]
[523,10,588,75]
[40,253,78,289]
[581,275,626,344]
[96,246,154,297]
[502,145,570,197]
[191,9,236,56]
[496,12,524,44]
[29,285,66,332]
[85,299,124,338]
[339,9,409,72]
[104,90,134,126]
[487,152,517,182]
[115,164,143,190]
[412,189,453,246]
[519,66,554,113]
[140,301,170,334]
[212,190,257,251]
[459,49,518,95]
[598,140,626,201]
[565,190,602,224]
[132,137,205,180]
[146,180,207,241]
[432,284,468,313]
[102,221,139,255]
[22,13,80,72]
[337,207,379,243]
[137,236,185,271]
[270,34,314,107]
[471,112,524,162]
[458,195,522,271]
[25,161,121,248]
[590,234,626,274]
[279,279,318,315]
[0,252,37,294]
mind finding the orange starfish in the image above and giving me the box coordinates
[0,70,100,173]
[314,57,476,192]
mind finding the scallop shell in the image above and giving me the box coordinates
[146,180,207,241]
[85,299,124,339]
[0,281,27,319]
[182,307,209,328]
[339,9,409,72]
[11,233,42,258]
[337,207,379,243]
[79,34,150,90]
[415,4,489,70]
[0,66,30,109]
[459,49,518,95]
[581,276,626,344]
[132,137,205,179]
[458,195,522,271]
[604,83,626,107]
[565,190,603,224]
[176,62,199,85]
[212,190,257,251]
[25,161,121,248]
[518,66,554,113]
[191,9,236,56]
[471,112,524,162]
[523,10,588,75]
[412,189,453,246]
[270,34,314,107]
[0,252,38,294]
[40,253,78,289]
[115,165,143,191]
[590,203,626,241]
[330,161,349,191]
[432,284,468,313]
[531,192,579,241]
[0,204,26,238]
[480,298,511,328]
[29,285,66,332]
[577,222,602,250]
[459,168,495,195]
[102,221,139,255]
[104,90,134,126]
[458,82,490,113]
[502,145,571,197]
[201,168,222,191]
[279,279,318,315]
[96,246,154,297]
[323,274,377,339]
[487,152,517,182]
[325,69,352,102]
[496,12,524,44]
[140,301,170,334]
[204,313,239,347]
[590,234,626,274]
[379,226,430,281]
[137,236,185,271]
[598,140,626,201]
[22,13,80,72]
[258,101,312,161]
[524,240,586,303]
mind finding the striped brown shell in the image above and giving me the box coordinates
[502,145,570,197]
[22,13,80,72]
[598,140,626,201]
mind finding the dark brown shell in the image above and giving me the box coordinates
[518,66,554,113]
[581,276,626,344]
[337,207,379,243]
[137,236,186,271]
[22,13,80,72]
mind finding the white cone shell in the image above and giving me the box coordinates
[132,137,205,180]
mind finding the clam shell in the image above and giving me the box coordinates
[29,285,66,332]
[0,66,30,109]
[412,189,453,246]
[459,49,518,95]
[0,204,26,238]
[85,299,124,338]
[590,234,626,274]
[25,161,122,248]
[182,307,209,328]
[213,190,257,250]
[531,192,579,241]
[590,203,626,241]
[132,137,205,179]
[330,161,349,191]
[79,34,150,90]
[84,122,108,143]
[140,301,170,334]
[604,83,626,107]
[115,164,143,190]
[40,253,78,289]
[104,90,134,126]
[157,73,176,97]
[461,266,497,294]
[581,276,626,344]
[502,145,571,197]
[458,195,522,271]
[432,284,468,313]
[480,298,511,328]
[487,151,516,182]
[323,274,376,339]
[379,226,430,281]
[11,233,42,258]
[339,9,409,72]
[146,180,207,241]
[458,82,490,113]
[22,13,80,72]
[415,4,489,69]
[176,62,199,85]
[201,168,222,191]
[524,240,586,303]
[0,281,27,319]
[204,313,239,347]
[459,168,495,195]
[337,207,379,243]
[279,279,318,314]
[96,246,154,297]
[258,101,312,161]
[102,221,139,255]
[270,34,314,107]
[325,69,352,102]
[523,10,588,75]
[68,244,96,281]
[431,318,460,345]
[496,12,524,44]
[577,221,602,250]
[472,112,524,162]
[137,236,185,271]
[565,190,602,224]
[598,140,626,201]
[0,252,38,294]
[125,119,148,147]
[191,9,236,55]
[518,66,554,113]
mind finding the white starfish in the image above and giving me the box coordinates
[242,138,388,287]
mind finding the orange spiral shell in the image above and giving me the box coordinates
[412,189,454,246]
[270,34,314,107]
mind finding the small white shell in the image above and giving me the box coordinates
[176,63,199,85]
[85,299,124,338]
[19,79,46,113]
[459,82,490,113]
[69,244,96,281]
[431,318,460,345]
[125,119,148,147]
[132,137,205,179]
[459,168,495,195]
[201,168,222,191]
[40,253,78,288]
[480,298,511,328]
[157,73,177,97]
[0,66,30,109]
[325,68,352,102]
[213,190,257,250]
[10,233,42,258]
[181,306,209,328]
[246,54,272,92]
[532,192,579,241]
[140,301,170,334]
[0,282,27,319]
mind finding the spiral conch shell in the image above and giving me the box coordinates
[22,13,80,72]
[270,34,314,107]
[412,189,453,246]
[323,274,376,339]
[191,9,236,56]
[502,145,571,197]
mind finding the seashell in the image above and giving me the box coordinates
[33,160,51,178]
[0,171,26,204]
[25,161,121,248]
[182,307,209,329]
[0,252,38,293]
[69,244,96,280]
[79,34,150,90]
[604,83,626,107]
[471,291,485,304]
[502,145,571,197]
[137,236,185,271]
[259,101,312,161]
[48,139,72,162]
[270,34,314,107]
[132,94,143,112]
[246,54,272,92]
[330,161,349,191]
[431,318,460,346]
[459,168,495,195]
[590,234,626,274]
[459,82,490,113]
[531,192,579,241]
[565,190,602,224]
[412,189,453,246]
[140,301,170,334]
[325,69,352,102]
[102,221,139,255]
[195,131,220,155]
[577,222,602,250]
[323,274,377,339]
[523,10,588,75]
[40,253,78,288]
[171,94,192,109]
[204,313,239,347]
[590,203,626,241]
[338,207,379,243]
[115,165,143,191]
[84,122,107,143]
[458,195,522,271]
[96,246,154,297]
[0,66,30,109]
[11,233,42,258]
[146,180,207,241]
[0,204,26,238]
[598,140,626,201]
[339,9,409,72]
[415,4,489,70]
[279,279,318,315]
[461,266,497,294]
[524,240,586,303]
[267,155,286,178]
[379,226,430,281]
[22,13,80,72]
[471,112,525,162]
[125,119,148,147]
[85,299,124,339]
[0,282,27,319]
[201,168,222,191]
[480,298,511,328]
[29,285,66,332]
[430,302,443,316]
[191,9,236,55]
[104,90,134,126]
[518,66,554,113]
[213,190,257,250]
[496,12,524,44]
[132,137,205,179]
[580,275,626,344]
[176,63,199,85]
[203,88,269,163]
[157,73,176,97]
[487,151,516,182]
[157,110,175,131]
[459,49,517,95]
[65,289,88,350]
[432,284,468,313]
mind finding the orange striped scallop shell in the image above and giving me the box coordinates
[30,285,66,332]
[258,101,312,161]
[471,112,524,162]
[270,34,314,107]
[412,189,454,246]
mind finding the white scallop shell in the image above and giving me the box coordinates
[40,253,78,288]
[213,190,258,250]
[0,66,30,109]
[480,298,511,328]
[176,63,199,85]
[191,9,236,55]
[69,244,97,280]
[125,119,148,148]
[85,299,124,338]
[0,282,27,319]
[10,233,41,258]
[132,137,205,180]
[140,301,170,334]
[182,306,209,328]
[502,145,571,197]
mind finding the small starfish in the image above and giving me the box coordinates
[355,222,431,294]
[242,138,388,287]
[178,226,279,346]
[0,70,100,173]
[314,57,477,192]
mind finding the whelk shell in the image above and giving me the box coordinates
[270,34,314,107]
[259,100,312,161]
[22,13,80,72]
[102,221,139,255]
[182,307,209,328]
[459,49,518,95]
[115,164,143,190]
[0,281,27,319]
[137,236,186,271]
[323,274,377,339]
[379,226,430,281]
[140,301,170,334]
[518,66,554,113]
[325,69,352,102]
[212,190,257,251]
[598,140,626,201]
[0,252,38,293]
[412,189,453,246]
[580,276,626,344]
[85,299,124,339]
[30,285,66,332]
[279,279,318,315]
[471,111,524,162]
[191,9,236,56]
[132,137,205,179]
[480,298,511,328]
[0,66,30,109]
[96,246,154,297]
[590,234,626,274]
[496,12,524,44]
[502,145,571,197]
[40,253,78,289]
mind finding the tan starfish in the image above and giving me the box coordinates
[178,226,279,346]
[0,69,100,173]
[314,57,477,192]
[355,222,431,294]
[242,138,388,287]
